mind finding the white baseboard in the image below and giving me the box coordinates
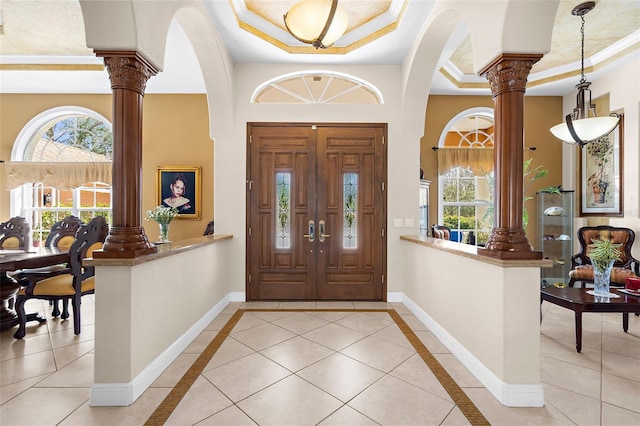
[90,290,543,407]
[399,293,544,407]
[386,292,404,302]
[90,293,234,406]
[229,291,246,302]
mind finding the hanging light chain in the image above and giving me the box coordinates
[579,13,586,84]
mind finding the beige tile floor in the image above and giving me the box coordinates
[1,297,639,425]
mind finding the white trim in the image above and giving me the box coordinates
[386,291,404,302]
[11,106,112,161]
[250,70,384,104]
[90,290,543,407]
[0,55,103,65]
[229,291,246,302]
[89,292,236,406]
[436,107,494,149]
[398,293,544,407]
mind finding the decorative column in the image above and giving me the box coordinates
[478,54,543,260]
[94,51,157,258]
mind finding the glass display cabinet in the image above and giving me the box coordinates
[537,190,574,287]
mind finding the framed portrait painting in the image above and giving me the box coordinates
[156,166,201,219]
[579,114,623,217]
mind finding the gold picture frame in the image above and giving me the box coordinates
[579,114,623,217]
[156,166,201,219]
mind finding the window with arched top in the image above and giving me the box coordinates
[251,70,383,104]
[436,108,494,246]
[8,107,113,245]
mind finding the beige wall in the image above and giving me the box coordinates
[421,95,564,248]
[400,238,545,406]
[0,94,213,242]
[142,95,214,241]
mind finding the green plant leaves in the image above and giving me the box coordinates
[587,237,622,262]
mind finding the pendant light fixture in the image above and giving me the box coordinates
[284,0,348,49]
[549,1,620,147]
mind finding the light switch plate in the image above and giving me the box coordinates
[405,218,414,227]
[393,219,403,228]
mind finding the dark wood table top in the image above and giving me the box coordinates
[541,287,640,310]
[0,247,69,272]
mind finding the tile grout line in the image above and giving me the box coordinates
[144,309,245,426]
[387,309,491,426]
[144,307,490,426]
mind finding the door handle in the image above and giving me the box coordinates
[319,220,331,242]
[303,220,315,242]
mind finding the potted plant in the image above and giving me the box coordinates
[588,237,621,297]
[480,158,556,230]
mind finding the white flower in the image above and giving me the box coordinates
[145,206,178,225]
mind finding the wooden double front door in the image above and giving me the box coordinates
[247,123,387,301]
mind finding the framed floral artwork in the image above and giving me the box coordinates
[156,166,201,219]
[579,114,623,216]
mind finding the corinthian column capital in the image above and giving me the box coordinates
[480,54,543,97]
[96,51,158,95]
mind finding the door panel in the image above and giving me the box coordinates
[316,126,384,300]
[247,123,386,300]
[249,126,316,300]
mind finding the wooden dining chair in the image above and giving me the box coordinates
[0,217,30,250]
[13,216,108,339]
[1,217,31,311]
[44,215,84,249]
[14,215,84,318]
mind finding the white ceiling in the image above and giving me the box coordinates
[0,0,638,96]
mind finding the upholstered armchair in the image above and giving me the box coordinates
[568,225,640,288]
[13,216,108,339]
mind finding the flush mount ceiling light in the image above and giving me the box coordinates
[549,1,620,148]
[284,0,348,49]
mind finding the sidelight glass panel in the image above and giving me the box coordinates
[275,172,291,249]
[343,173,358,248]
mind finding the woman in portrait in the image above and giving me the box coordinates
[162,173,192,213]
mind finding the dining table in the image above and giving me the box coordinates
[0,247,70,331]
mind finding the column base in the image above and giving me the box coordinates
[478,227,542,260]
[94,226,157,259]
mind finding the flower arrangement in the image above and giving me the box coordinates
[145,206,178,225]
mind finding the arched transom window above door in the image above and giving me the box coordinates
[251,71,383,104]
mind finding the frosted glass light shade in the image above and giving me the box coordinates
[284,0,348,48]
[550,116,619,144]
